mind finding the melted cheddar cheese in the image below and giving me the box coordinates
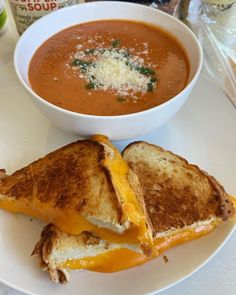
[62,222,217,272]
[92,135,153,251]
[0,135,152,251]
[63,248,148,272]
[229,195,236,208]
[0,198,146,244]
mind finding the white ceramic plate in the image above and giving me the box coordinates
[0,75,235,295]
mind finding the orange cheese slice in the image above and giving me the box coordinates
[0,198,144,244]
[91,135,153,251]
[62,221,217,272]
[229,195,236,208]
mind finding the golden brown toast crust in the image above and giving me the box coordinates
[0,169,7,180]
[32,224,109,284]
[0,140,123,225]
[32,224,70,284]
[123,141,235,235]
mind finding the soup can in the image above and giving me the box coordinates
[9,0,84,35]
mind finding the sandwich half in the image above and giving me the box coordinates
[0,136,153,253]
[33,141,235,283]
[32,224,148,284]
[123,141,235,237]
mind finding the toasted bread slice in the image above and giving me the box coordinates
[122,141,235,237]
[0,137,152,250]
[33,141,235,283]
[32,224,146,284]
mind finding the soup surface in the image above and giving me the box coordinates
[29,20,189,116]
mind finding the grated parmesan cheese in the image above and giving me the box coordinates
[86,49,151,97]
[70,39,157,100]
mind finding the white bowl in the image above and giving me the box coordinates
[14,1,202,141]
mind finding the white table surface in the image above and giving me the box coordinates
[0,5,236,295]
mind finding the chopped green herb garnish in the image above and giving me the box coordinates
[136,66,155,76]
[116,96,125,102]
[98,48,105,54]
[85,82,95,90]
[71,59,92,71]
[85,48,95,55]
[147,82,154,92]
[71,59,82,66]
[125,60,133,68]
[122,51,131,59]
[111,39,120,48]
[150,77,157,83]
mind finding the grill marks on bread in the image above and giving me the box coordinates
[0,140,123,224]
[132,163,213,231]
[123,141,235,234]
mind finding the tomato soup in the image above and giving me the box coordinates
[29,20,189,116]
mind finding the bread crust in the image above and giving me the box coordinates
[0,169,7,181]
[32,224,70,284]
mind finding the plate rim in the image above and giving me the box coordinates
[147,223,236,295]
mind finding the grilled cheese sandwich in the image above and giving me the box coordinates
[0,137,153,252]
[32,141,235,283]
